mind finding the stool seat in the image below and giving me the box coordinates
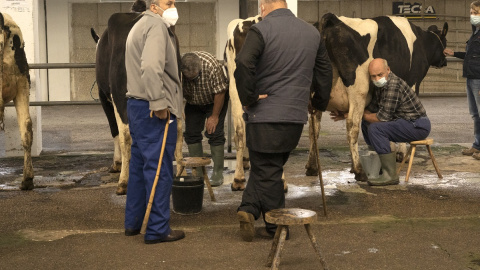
[410,138,433,145]
[177,157,216,202]
[397,137,443,182]
[265,208,328,270]
[265,208,317,225]
[179,157,211,167]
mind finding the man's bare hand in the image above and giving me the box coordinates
[206,115,219,134]
[154,109,168,119]
[258,94,268,100]
[329,110,348,121]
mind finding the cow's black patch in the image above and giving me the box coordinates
[372,17,413,84]
[12,34,30,84]
[321,13,370,87]
[0,13,4,30]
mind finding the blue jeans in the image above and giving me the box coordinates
[124,98,177,241]
[362,117,431,154]
[466,79,480,150]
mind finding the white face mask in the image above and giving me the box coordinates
[158,6,179,26]
[373,77,387,88]
[471,15,480,26]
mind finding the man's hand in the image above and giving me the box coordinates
[258,94,268,100]
[154,109,169,119]
[443,48,454,56]
[329,110,348,121]
[206,115,219,134]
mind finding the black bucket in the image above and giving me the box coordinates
[172,176,204,215]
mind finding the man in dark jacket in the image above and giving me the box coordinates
[234,0,332,242]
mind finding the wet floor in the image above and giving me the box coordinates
[1,97,480,269]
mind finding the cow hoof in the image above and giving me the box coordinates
[355,172,368,182]
[20,178,34,190]
[283,185,288,193]
[396,152,404,162]
[109,166,121,173]
[305,167,318,176]
[116,183,127,195]
[231,178,246,191]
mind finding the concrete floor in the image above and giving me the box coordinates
[0,96,479,269]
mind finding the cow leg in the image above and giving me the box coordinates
[231,115,246,191]
[112,103,131,195]
[99,90,122,172]
[13,78,34,190]
[305,111,322,176]
[346,79,369,182]
[175,116,185,176]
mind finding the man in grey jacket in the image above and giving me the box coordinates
[234,0,332,241]
[124,0,184,244]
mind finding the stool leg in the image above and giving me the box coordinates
[404,145,416,182]
[271,226,288,270]
[397,146,412,175]
[202,166,216,202]
[176,166,185,177]
[266,225,282,267]
[305,224,329,270]
[426,145,443,179]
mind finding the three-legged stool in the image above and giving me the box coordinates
[265,208,328,270]
[176,157,216,202]
[397,138,443,182]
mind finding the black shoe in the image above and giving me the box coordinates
[144,230,185,244]
[125,229,140,236]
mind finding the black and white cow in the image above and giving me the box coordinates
[0,12,34,190]
[91,1,184,195]
[304,13,448,181]
[224,15,262,191]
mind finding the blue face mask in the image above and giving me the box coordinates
[373,77,387,88]
[471,15,480,26]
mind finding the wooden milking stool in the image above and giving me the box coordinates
[176,157,216,202]
[397,138,443,182]
[265,208,328,270]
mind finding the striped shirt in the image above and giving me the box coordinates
[182,51,228,105]
[366,72,427,121]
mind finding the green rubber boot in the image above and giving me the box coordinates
[209,145,224,187]
[367,152,400,186]
[187,143,204,176]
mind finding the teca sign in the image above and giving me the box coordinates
[393,2,437,19]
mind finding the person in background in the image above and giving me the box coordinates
[124,0,185,244]
[444,0,480,160]
[181,51,229,186]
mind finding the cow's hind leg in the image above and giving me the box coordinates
[305,111,322,176]
[175,116,185,176]
[112,103,131,195]
[14,78,34,190]
[99,90,122,172]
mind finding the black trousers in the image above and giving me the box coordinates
[183,94,229,146]
[238,149,291,233]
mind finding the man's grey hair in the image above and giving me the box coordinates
[259,0,286,4]
[181,53,202,78]
[145,0,159,6]
[382,59,389,69]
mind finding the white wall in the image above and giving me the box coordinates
[45,0,71,101]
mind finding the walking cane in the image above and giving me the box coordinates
[310,111,328,217]
[141,110,171,234]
